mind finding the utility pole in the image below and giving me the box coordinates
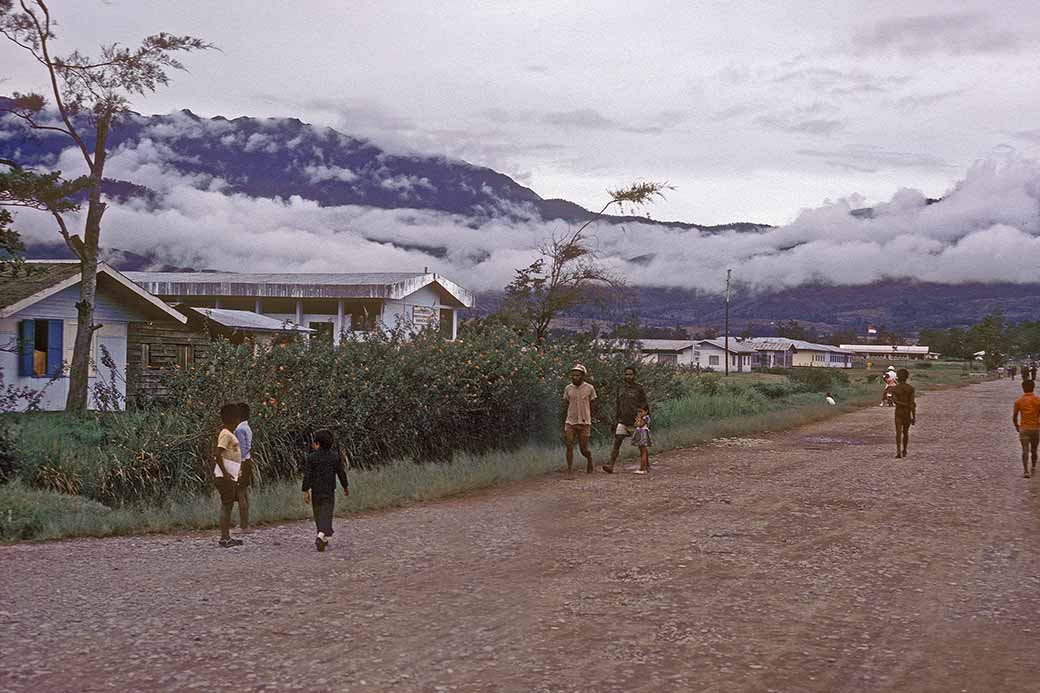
[724,268,732,376]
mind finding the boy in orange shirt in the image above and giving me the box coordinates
[1013,380,1040,478]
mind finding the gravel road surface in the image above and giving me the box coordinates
[2,379,1038,692]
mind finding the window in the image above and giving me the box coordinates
[658,353,678,365]
[176,344,194,369]
[18,319,63,378]
[708,355,720,366]
[439,308,454,339]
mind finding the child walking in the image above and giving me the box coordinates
[1013,379,1040,478]
[301,429,349,552]
[214,403,243,548]
[234,402,253,532]
[631,408,652,475]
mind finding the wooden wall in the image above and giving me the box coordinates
[126,321,212,408]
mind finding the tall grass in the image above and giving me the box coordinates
[0,364,976,543]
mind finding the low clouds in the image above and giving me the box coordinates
[14,139,1040,296]
[852,12,1025,57]
[798,145,954,173]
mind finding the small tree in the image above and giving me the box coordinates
[0,0,212,411]
[499,181,669,344]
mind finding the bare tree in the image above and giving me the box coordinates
[500,181,670,344]
[0,0,212,411]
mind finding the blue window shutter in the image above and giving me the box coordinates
[46,320,64,378]
[18,320,34,376]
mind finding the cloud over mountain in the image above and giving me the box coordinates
[5,108,1040,295]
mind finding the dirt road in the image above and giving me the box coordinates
[3,379,1039,692]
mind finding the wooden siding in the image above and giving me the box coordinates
[16,283,150,322]
[126,321,211,408]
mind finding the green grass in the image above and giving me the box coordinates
[0,363,981,543]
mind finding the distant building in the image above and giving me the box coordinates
[746,338,855,369]
[127,271,475,344]
[840,344,937,361]
[595,338,697,366]
[692,338,757,373]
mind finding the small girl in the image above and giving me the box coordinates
[631,408,652,475]
[301,429,349,552]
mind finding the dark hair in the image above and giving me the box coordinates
[1024,380,1036,393]
[312,429,334,450]
[236,402,250,420]
[219,403,238,429]
[624,365,637,374]
[897,368,910,381]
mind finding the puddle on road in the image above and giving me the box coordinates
[711,437,770,448]
[801,436,868,446]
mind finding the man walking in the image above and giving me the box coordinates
[602,366,649,474]
[892,368,916,459]
[563,364,597,475]
[1013,379,1040,478]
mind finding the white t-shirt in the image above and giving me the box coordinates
[214,428,242,480]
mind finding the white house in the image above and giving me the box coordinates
[746,338,854,369]
[595,339,697,365]
[126,271,475,345]
[840,344,936,361]
[0,261,189,411]
[692,339,758,373]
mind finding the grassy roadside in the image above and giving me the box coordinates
[0,364,982,543]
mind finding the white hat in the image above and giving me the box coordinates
[887,366,896,371]
[570,363,587,375]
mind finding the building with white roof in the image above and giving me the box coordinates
[746,338,855,369]
[839,344,937,361]
[127,271,475,344]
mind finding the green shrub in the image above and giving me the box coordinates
[8,326,686,506]
[752,381,799,399]
[0,480,110,541]
[785,367,848,392]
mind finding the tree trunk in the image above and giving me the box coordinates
[64,115,110,412]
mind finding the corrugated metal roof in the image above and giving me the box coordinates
[126,271,475,308]
[184,307,314,333]
[746,337,854,355]
[840,344,930,353]
[696,338,759,354]
[596,338,695,352]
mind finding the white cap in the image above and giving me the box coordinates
[887,366,896,371]
[570,363,587,375]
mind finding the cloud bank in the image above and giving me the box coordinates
[14,138,1040,294]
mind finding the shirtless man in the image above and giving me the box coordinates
[892,368,917,459]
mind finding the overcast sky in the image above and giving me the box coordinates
[4,0,1040,225]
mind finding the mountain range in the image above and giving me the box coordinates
[2,100,1032,333]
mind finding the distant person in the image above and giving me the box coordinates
[1013,380,1040,478]
[234,402,254,532]
[880,366,897,406]
[1031,364,1037,381]
[214,404,244,548]
[603,366,649,474]
[1010,366,1017,380]
[631,408,652,475]
[892,368,917,459]
[563,364,597,475]
[998,366,1005,378]
[301,429,349,552]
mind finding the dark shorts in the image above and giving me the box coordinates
[238,459,254,488]
[1020,429,1039,448]
[565,423,591,441]
[895,410,913,426]
[214,476,238,505]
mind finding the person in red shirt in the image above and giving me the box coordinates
[1013,380,1040,478]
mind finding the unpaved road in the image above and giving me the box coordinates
[3,379,1040,692]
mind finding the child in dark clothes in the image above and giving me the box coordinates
[301,429,349,552]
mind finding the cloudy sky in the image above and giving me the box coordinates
[5,0,1040,226]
